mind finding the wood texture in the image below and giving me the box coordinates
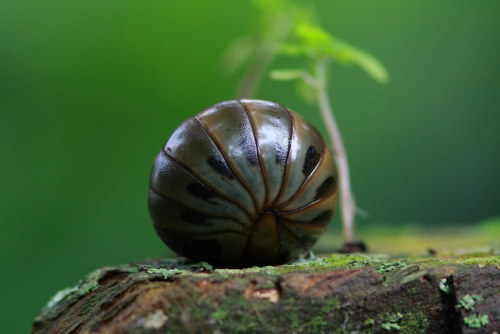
[32,257,499,333]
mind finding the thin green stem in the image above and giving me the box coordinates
[237,45,277,99]
[315,60,355,242]
[236,13,293,99]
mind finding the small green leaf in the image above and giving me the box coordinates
[439,278,453,294]
[464,314,489,328]
[295,22,333,47]
[342,45,390,83]
[270,68,305,81]
[457,294,483,311]
[381,323,401,331]
[279,20,390,83]
[472,295,484,302]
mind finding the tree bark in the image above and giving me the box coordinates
[32,257,499,333]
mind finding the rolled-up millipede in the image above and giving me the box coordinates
[148,99,338,267]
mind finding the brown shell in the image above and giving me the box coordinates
[148,100,338,267]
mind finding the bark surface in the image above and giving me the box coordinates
[32,256,499,333]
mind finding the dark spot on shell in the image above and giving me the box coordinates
[187,182,216,201]
[207,155,235,179]
[180,210,211,225]
[312,210,333,223]
[238,135,258,166]
[275,142,287,165]
[315,176,335,200]
[302,146,321,176]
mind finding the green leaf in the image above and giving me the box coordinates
[439,278,453,294]
[381,323,401,331]
[457,294,483,310]
[339,44,390,83]
[280,21,390,83]
[323,38,389,83]
[270,68,305,81]
[295,21,333,47]
[464,314,489,328]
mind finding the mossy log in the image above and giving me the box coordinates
[32,255,499,333]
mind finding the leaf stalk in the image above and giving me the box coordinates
[316,60,355,242]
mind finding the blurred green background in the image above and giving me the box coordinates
[1,1,499,332]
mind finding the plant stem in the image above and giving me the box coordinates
[316,60,355,242]
[236,13,292,99]
[236,45,277,99]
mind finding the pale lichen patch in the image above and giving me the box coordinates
[45,287,78,309]
[244,285,280,303]
[143,310,169,330]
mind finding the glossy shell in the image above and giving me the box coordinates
[148,100,338,267]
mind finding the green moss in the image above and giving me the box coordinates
[214,266,278,277]
[387,312,404,322]
[193,261,214,271]
[379,312,403,332]
[305,316,329,332]
[462,256,500,268]
[127,267,139,273]
[377,311,428,333]
[45,287,78,309]
[321,298,341,313]
[77,268,103,294]
[400,311,428,333]
[147,268,186,279]
[280,296,347,333]
[122,253,490,334]
[396,267,425,285]
[129,249,499,282]
[46,267,104,309]
[200,291,266,333]
[376,261,408,273]
[189,305,202,321]
[363,318,375,327]
[37,251,500,333]
[35,266,109,324]
[211,309,229,325]
[322,254,369,268]
[464,314,489,328]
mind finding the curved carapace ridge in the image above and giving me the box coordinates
[148,99,338,267]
